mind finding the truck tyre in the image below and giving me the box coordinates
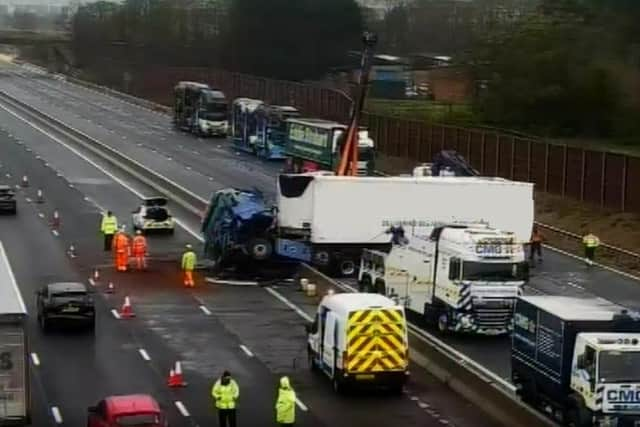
[249,238,272,260]
[566,399,591,427]
[437,312,449,333]
[339,259,356,277]
[313,250,330,266]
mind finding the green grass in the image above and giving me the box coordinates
[365,98,478,125]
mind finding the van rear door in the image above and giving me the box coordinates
[346,308,408,376]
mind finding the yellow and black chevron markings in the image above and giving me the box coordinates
[346,308,408,373]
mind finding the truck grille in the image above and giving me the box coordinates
[472,299,513,329]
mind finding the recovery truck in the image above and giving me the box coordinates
[358,223,529,335]
[173,81,228,137]
[283,118,376,176]
[201,173,534,277]
[306,292,409,393]
[512,295,640,426]
[0,241,29,425]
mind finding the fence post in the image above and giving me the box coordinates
[510,137,515,180]
[544,143,550,193]
[600,153,606,208]
[562,145,568,197]
[622,156,628,212]
[580,149,586,202]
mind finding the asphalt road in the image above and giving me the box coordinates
[0,73,497,426]
[3,63,639,381]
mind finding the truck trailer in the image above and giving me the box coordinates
[358,223,529,335]
[202,173,534,277]
[0,241,29,425]
[512,295,640,426]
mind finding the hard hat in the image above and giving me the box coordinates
[120,225,126,231]
[136,230,142,235]
[186,244,192,249]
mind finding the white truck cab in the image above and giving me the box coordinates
[359,223,528,335]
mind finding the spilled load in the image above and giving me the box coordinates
[201,172,534,277]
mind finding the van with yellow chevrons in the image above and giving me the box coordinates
[306,293,409,393]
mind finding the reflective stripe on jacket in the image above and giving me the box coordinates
[583,234,600,248]
[276,377,296,424]
[101,215,118,234]
[212,379,239,410]
[132,236,147,254]
[182,251,196,271]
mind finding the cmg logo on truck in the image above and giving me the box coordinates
[607,389,640,403]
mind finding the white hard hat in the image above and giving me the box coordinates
[186,244,192,249]
[136,230,142,235]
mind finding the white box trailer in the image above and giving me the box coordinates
[0,241,29,425]
[275,173,534,276]
[277,174,534,243]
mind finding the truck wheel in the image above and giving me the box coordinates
[566,400,591,427]
[437,313,449,333]
[339,259,356,277]
[249,238,272,260]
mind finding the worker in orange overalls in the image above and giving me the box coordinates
[112,225,131,272]
[132,230,148,271]
[181,244,197,287]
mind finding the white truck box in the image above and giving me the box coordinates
[277,174,534,244]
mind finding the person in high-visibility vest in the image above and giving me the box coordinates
[529,225,544,264]
[275,376,296,427]
[181,244,196,287]
[212,370,239,427]
[100,211,118,251]
[582,231,600,267]
[132,230,148,270]
[112,225,131,272]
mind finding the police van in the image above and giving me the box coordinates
[512,295,640,426]
[306,293,409,394]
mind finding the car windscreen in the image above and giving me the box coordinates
[51,291,87,303]
[115,413,160,426]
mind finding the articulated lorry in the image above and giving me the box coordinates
[358,223,529,335]
[512,296,640,426]
[201,173,534,277]
[0,241,29,425]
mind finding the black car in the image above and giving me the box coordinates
[0,185,16,214]
[36,282,95,332]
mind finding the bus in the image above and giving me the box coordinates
[173,81,228,137]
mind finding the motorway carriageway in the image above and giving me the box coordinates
[0,65,497,426]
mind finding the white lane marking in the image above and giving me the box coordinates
[38,212,44,218]
[174,401,190,417]
[111,309,121,319]
[51,406,63,424]
[199,305,212,315]
[88,278,95,286]
[0,102,203,240]
[25,197,31,203]
[239,344,254,357]
[264,287,313,322]
[418,401,430,409]
[138,349,151,361]
[51,229,59,237]
[295,397,308,411]
[30,352,40,366]
[543,244,640,282]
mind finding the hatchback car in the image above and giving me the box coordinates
[132,197,175,234]
[87,394,168,427]
[37,282,95,332]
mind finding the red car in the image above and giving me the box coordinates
[87,394,168,427]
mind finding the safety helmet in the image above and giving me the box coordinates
[136,230,142,235]
[120,225,126,231]
[186,244,192,249]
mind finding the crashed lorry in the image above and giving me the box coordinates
[201,172,534,277]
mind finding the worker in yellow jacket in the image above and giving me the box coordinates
[276,376,296,426]
[212,370,239,427]
[100,211,118,251]
[181,244,197,287]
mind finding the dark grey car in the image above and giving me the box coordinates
[36,282,95,332]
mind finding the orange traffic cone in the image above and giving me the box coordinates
[119,296,135,318]
[36,189,44,203]
[21,175,29,187]
[167,361,186,387]
[51,210,60,230]
[92,269,100,283]
[105,282,115,294]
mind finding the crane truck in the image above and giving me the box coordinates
[512,295,640,426]
[358,224,529,335]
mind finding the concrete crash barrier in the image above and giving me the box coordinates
[294,263,557,427]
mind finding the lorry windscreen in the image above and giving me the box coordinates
[599,350,640,383]
[462,262,525,281]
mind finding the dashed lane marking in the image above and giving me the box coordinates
[88,278,96,286]
[174,401,190,417]
[51,229,59,237]
[111,309,121,319]
[138,349,151,361]
[38,212,44,218]
[51,406,63,424]
[199,305,212,316]
[239,344,254,357]
[30,352,40,366]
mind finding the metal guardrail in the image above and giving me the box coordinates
[16,62,640,275]
[295,263,557,427]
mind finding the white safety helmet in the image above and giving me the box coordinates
[136,230,142,235]
[186,244,192,250]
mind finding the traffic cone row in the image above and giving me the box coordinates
[167,361,187,387]
[119,296,135,318]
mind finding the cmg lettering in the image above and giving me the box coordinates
[607,389,640,403]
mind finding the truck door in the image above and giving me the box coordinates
[322,311,338,377]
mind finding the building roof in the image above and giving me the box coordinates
[520,296,630,321]
[47,282,87,294]
[321,293,401,316]
[105,394,160,415]
[0,241,27,315]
